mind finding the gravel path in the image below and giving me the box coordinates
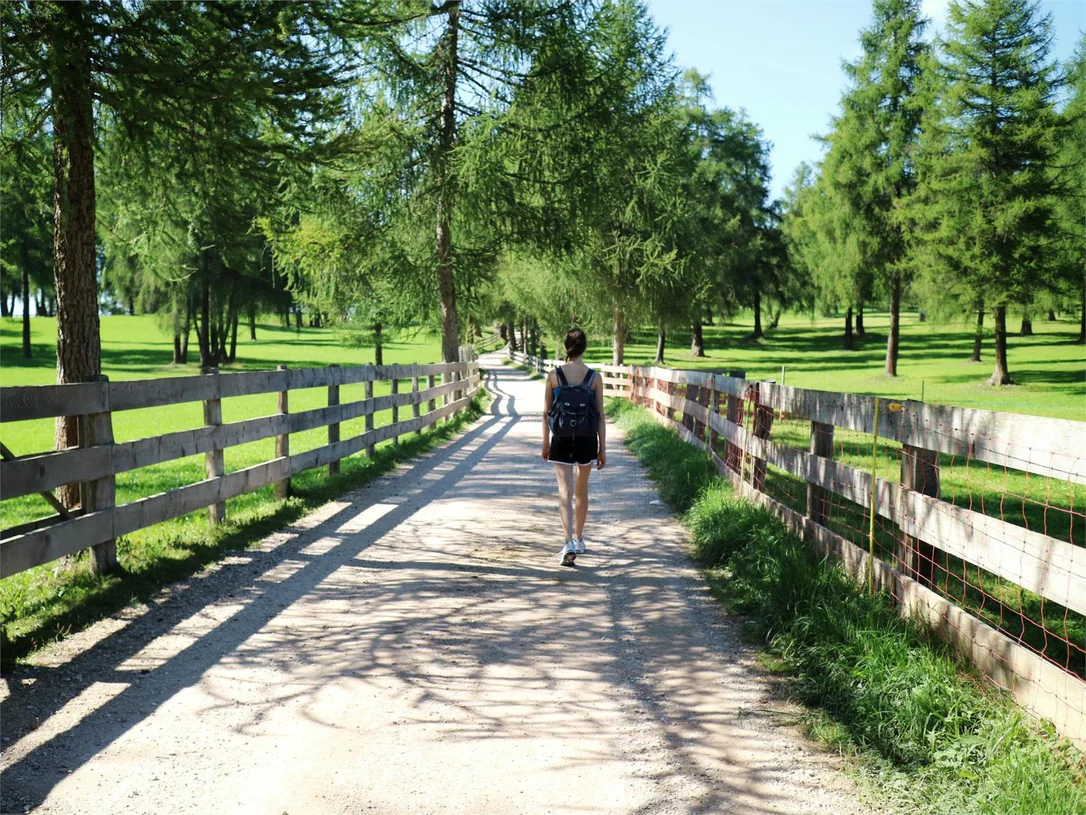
[1,355,880,815]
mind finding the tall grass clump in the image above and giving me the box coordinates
[608,399,1086,815]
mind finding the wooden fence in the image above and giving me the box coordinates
[510,347,1086,750]
[1,356,482,581]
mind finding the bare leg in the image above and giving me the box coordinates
[574,463,592,539]
[554,463,574,541]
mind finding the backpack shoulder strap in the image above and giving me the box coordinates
[555,366,569,386]
[582,368,595,387]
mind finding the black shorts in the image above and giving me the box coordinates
[548,434,599,466]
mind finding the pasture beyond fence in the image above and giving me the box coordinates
[0,353,482,582]
[510,348,1086,750]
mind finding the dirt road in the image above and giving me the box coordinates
[1,355,875,814]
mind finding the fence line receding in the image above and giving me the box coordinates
[510,347,1086,751]
[1,353,482,581]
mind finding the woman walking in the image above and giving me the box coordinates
[542,328,606,566]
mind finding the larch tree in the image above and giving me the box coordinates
[1,2,342,502]
[825,0,929,375]
[907,0,1064,385]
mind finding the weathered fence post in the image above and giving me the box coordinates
[412,374,421,435]
[807,420,834,526]
[391,377,400,444]
[751,383,775,491]
[82,374,117,577]
[725,369,745,475]
[428,373,437,415]
[365,377,375,457]
[899,421,939,587]
[707,381,720,451]
[328,364,340,477]
[201,366,226,526]
[275,364,291,500]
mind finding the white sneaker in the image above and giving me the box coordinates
[573,538,586,554]
[558,541,577,567]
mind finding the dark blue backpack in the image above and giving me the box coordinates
[548,367,600,439]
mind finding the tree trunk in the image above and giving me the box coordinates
[172,330,182,364]
[1047,309,1056,321]
[768,307,781,330]
[249,304,257,340]
[612,308,625,365]
[655,326,665,364]
[704,310,714,326]
[181,294,191,364]
[435,4,461,363]
[751,289,763,339]
[228,306,239,363]
[855,301,865,336]
[36,289,44,316]
[49,3,100,508]
[885,272,900,376]
[918,310,926,323]
[1079,285,1085,344]
[987,304,1012,385]
[294,307,302,331]
[22,244,32,359]
[1020,313,1033,336]
[374,322,383,366]
[971,307,984,362]
[691,319,704,357]
[198,268,212,368]
[506,320,517,351]
[843,307,854,350]
[0,288,9,318]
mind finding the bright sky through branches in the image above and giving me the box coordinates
[646,0,1085,200]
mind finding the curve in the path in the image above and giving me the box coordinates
[1,356,878,815]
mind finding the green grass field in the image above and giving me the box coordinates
[579,309,1085,421]
[0,315,458,664]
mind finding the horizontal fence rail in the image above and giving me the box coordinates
[1,355,482,581]
[511,348,1086,750]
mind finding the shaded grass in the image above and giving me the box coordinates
[0,389,489,670]
[608,398,1086,815]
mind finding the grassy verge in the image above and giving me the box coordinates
[0,389,489,671]
[608,398,1086,815]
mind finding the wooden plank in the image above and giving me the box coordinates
[107,369,287,412]
[900,491,1086,616]
[275,364,290,500]
[647,388,709,424]
[1,445,112,501]
[900,402,1086,485]
[1,380,109,422]
[759,383,903,440]
[289,396,470,476]
[80,376,117,576]
[0,509,115,579]
[1,509,84,542]
[113,415,287,474]
[391,378,400,444]
[112,458,289,539]
[202,368,226,527]
[808,422,834,526]
[328,365,341,477]
[411,376,421,435]
[364,380,375,457]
